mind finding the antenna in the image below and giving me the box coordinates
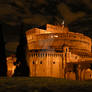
[61,20,64,30]
[62,20,64,25]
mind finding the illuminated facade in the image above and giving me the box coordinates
[26,24,92,80]
[6,55,16,77]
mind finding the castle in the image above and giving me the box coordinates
[25,24,92,80]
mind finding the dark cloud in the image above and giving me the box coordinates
[69,15,92,37]
[1,0,92,25]
[5,42,19,52]
[0,0,92,55]
[57,3,86,24]
[0,0,63,25]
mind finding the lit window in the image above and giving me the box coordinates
[54,35,58,38]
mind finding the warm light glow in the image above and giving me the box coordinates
[25,24,92,80]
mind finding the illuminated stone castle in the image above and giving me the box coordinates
[26,24,92,80]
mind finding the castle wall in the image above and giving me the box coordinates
[27,51,64,78]
[85,69,92,80]
[65,72,76,80]
[46,24,68,33]
[26,24,91,53]
[25,24,92,80]
[78,68,92,80]
[27,33,91,53]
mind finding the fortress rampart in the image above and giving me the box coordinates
[26,24,92,80]
[26,31,91,53]
[26,51,64,78]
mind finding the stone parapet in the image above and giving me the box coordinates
[26,32,91,53]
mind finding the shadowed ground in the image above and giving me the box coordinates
[0,77,92,92]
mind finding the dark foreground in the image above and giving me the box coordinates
[0,77,92,92]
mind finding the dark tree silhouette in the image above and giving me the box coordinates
[14,23,29,76]
[0,23,7,76]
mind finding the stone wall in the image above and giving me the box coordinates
[25,24,92,80]
[65,72,76,80]
[26,32,91,53]
[26,51,64,78]
[26,23,91,52]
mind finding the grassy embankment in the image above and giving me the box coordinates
[0,77,92,92]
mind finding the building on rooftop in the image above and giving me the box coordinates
[26,24,92,80]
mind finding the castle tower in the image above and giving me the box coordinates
[26,24,92,80]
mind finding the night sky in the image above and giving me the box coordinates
[0,0,92,56]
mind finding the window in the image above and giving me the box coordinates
[32,61,35,64]
[40,61,42,64]
[66,48,68,52]
[53,61,55,64]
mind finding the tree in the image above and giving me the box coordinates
[0,23,7,76]
[14,23,29,76]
